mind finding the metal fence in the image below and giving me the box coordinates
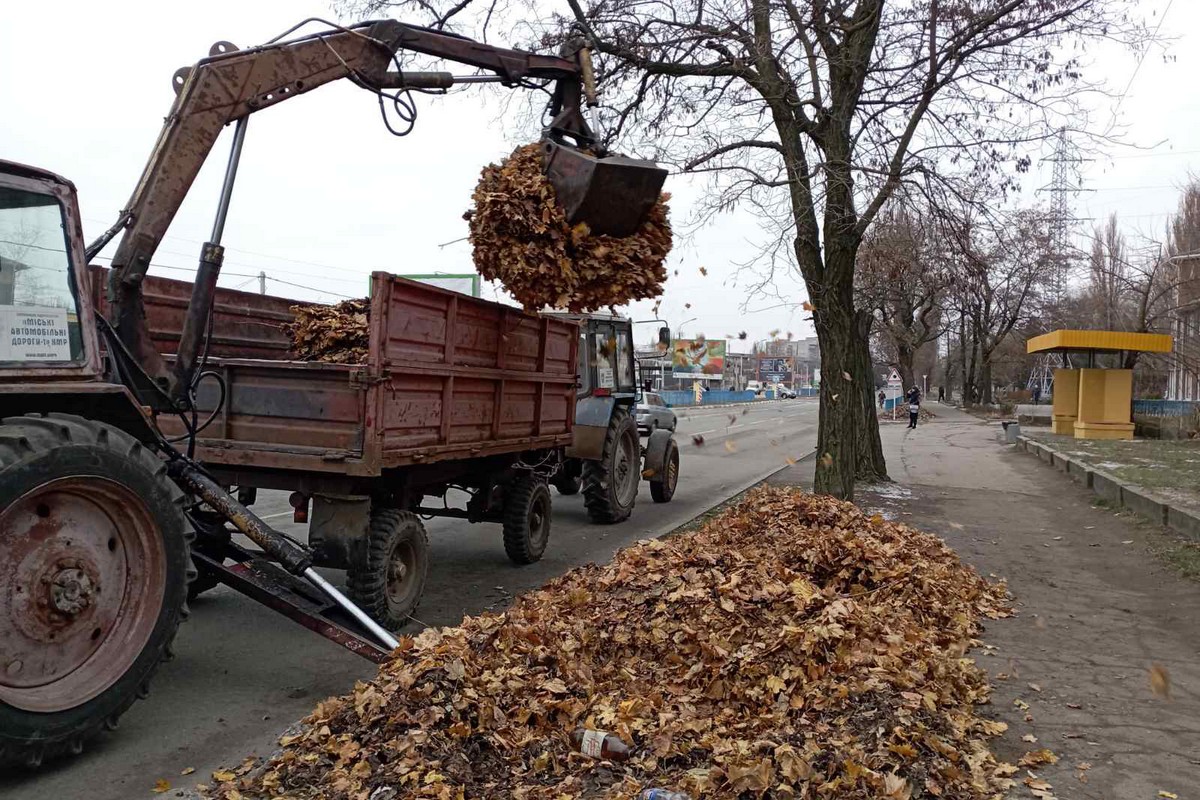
[1133,400,1199,418]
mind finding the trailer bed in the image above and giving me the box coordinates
[92,269,579,477]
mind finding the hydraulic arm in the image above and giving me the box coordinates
[94,19,664,407]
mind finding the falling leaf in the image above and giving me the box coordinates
[692,434,706,446]
[1028,683,1042,692]
[801,301,814,311]
[699,266,708,276]
[738,331,748,340]
[831,393,839,401]
[842,371,852,381]
[820,452,833,467]
[1150,663,1170,698]
[153,779,171,793]
[181,767,195,776]
[768,329,780,338]
[785,456,797,466]
[642,468,657,479]
[1159,793,1178,799]
[684,302,692,309]
[724,440,737,453]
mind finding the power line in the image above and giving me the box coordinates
[266,276,356,299]
[1110,0,1175,121]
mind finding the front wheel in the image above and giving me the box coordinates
[503,475,552,565]
[347,509,430,631]
[650,439,680,503]
[0,414,192,768]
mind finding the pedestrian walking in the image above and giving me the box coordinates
[937,385,945,403]
[878,389,886,410]
[1032,384,1041,405]
[905,385,921,429]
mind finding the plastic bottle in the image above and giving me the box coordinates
[639,790,692,800]
[569,728,630,761]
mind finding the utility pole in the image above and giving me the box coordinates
[258,271,267,295]
[1039,127,1093,319]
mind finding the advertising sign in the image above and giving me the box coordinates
[671,338,725,380]
[0,306,71,361]
[757,356,794,384]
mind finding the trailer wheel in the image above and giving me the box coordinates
[582,406,640,524]
[503,476,552,564]
[347,509,429,631]
[650,438,680,503]
[0,414,192,768]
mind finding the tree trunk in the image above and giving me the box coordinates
[814,302,858,500]
[853,309,889,482]
[979,354,994,405]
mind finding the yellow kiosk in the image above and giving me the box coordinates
[1026,330,1172,440]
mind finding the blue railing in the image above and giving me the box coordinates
[1133,400,1199,418]
[659,389,821,407]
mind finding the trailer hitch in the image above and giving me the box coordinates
[169,461,400,651]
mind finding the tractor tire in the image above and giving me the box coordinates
[650,438,680,503]
[346,509,429,631]
[503,475,552,565]
[0,413,193,768]
[582,406,641,524]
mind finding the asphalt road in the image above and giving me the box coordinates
[1,399,818,799]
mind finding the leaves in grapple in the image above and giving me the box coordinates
[234,487,1014,800]
[467,143,672,312]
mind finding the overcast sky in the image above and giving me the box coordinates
[1,0,1193,351]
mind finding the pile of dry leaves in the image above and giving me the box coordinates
[468,144,672,312]
[222,487,1013,800]
[284,299,369,363]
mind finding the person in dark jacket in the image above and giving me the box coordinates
[905,386,921,429]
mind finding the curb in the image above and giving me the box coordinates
[1013,435,1196,541]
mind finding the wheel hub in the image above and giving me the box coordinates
[49,566,97,617]
[0,477,166,712]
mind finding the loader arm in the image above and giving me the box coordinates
[101,19,597,401]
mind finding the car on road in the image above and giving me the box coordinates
[636,392,677,433]
[778,387,798,399]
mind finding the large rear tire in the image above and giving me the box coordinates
[582,406,640,524]
[346,509,429,631]
[650,439,680,503]
[0,414,192,768]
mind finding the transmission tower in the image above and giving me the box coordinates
[1039,127,1090,312]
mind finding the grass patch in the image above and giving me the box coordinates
[1146,527,1200,581]
[1026,431,1200,494]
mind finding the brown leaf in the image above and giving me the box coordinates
[153,779,171,793]
[1150,663,1171,698]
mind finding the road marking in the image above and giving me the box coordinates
[260,510,293,520]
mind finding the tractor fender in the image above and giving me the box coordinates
[565,395,618,461]
[642,428,675,480]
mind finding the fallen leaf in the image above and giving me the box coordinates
[181,767,196,776]
[1022,733,1038,743]
[1028,683,1042,692]
[1019,749,1059,766]
[212,771,237,782]
[1159,793,1178,799]
[153,779,170,794]
[1150,663,1171,698]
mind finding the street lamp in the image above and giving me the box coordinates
[676,316,698,337]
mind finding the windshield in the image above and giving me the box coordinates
[0,186,82,363]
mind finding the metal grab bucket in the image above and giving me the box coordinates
[542,141,668,237]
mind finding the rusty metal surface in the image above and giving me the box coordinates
[0,477,166,712]
[191,548,389,664]
[91,266,295,360]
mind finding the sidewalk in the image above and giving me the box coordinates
[772,404,1200,798]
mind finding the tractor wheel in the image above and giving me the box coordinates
[347,509,429,631]
[650,438,680,503]
[0,414,192,768]
[582,406,641,524]
[503,475,552,565]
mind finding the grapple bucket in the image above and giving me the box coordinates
[542,140,668,238]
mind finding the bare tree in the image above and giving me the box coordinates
[858,203,952,391]
[346,0,1146,497]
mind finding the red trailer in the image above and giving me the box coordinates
[92,267,580,631]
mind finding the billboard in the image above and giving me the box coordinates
[671,338,725,380]
[757,356,794,384]
[400,273,481,297]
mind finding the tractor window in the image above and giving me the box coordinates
[0,187,82,363]
[616,330,633,389]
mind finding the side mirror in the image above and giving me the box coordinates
[658,326,671,348]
